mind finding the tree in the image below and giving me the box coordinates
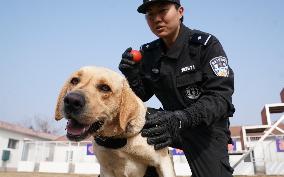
[18,114,65,135]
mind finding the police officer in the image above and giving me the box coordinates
[119,0,235,177]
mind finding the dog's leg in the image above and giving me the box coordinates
[156,156,176,177]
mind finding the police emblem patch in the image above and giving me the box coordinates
[209,56,229,77]
[185,86,201,100]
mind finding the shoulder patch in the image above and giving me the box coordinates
[191,32,212,46]
[209,56,229,77]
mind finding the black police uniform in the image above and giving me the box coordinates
[129,24,235,177]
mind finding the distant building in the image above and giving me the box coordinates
[1,88,284,175]
[0,120,57,171]
[1,119,284,175]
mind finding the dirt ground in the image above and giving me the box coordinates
[0,172,284,177]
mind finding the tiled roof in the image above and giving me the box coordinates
[230,126,242,137]
[0,120,58,140]
[55,135,93,141]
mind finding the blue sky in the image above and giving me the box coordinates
[0,0,283,129]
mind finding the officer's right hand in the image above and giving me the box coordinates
[119,47,139,81]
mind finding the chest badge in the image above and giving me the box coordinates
[181,65,196,73]
[209,56,229,77]
[185,86,201,100]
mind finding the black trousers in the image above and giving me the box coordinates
[182,119,234,177]
[143,119,234,177]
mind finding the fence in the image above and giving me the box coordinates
[16,134,284,175]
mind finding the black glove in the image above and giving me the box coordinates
[119,47,140,81]
[141,110,191,150]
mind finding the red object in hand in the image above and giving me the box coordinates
[130,50,142,62]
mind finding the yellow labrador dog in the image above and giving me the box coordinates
[55,66,176,177]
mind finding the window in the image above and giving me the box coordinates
[8,138,19,149]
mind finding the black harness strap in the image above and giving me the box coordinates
[95,137,127,149]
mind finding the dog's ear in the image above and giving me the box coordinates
[55,82,69,121]
[119,80,139,131]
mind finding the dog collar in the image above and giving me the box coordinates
[94,107,161,149]
[95,136,127,149]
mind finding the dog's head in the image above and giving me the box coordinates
[55,66,144,141]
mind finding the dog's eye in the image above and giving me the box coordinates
[70,77,80,85]
[97,84,111,92]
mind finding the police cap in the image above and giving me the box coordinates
[137,0,181,14]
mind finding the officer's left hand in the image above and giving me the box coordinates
[142,110,188,150]
[119,47,139,81]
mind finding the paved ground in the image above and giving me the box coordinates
[0,172,284,177]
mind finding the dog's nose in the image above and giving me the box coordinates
[64,92,85,113]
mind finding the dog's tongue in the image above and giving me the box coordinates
[66,120,90,136]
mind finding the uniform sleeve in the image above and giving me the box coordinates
[183,36,235,127]
[127,43,159,102]
[128,76,154,102]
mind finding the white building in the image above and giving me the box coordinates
[2,88,284,175]
[16,88,284,176]
[1,119,283,175]
[15,125,284,176]
[0,120,57,171]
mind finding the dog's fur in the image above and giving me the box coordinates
[55,66,176,177]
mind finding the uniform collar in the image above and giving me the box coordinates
[159,23,189,60]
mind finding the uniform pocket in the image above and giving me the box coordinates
[176,72,203,104]
[176,71,202,87]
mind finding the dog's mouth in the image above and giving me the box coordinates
[66,119,104,141]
